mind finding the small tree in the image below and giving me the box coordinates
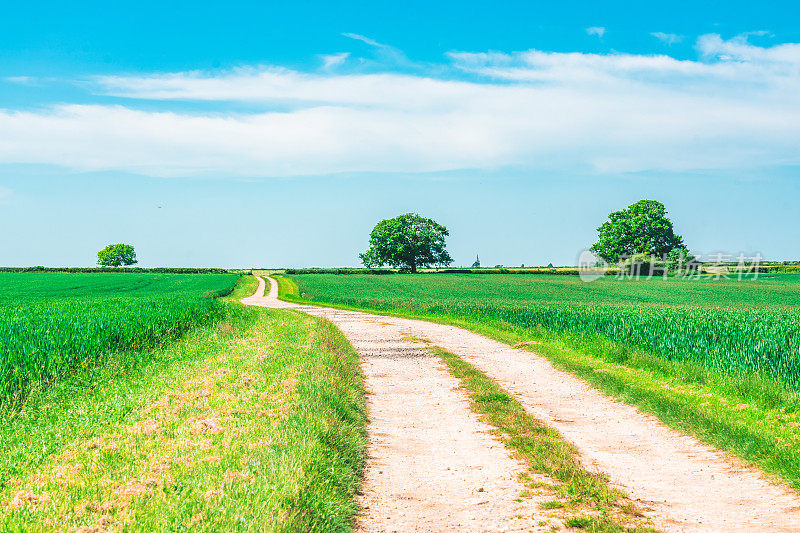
[360,213,453,273]
[97,243,138,267]
[590,200,687,264]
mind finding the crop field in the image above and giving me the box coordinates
[0,272,238,402]
[0,276,367,531]
[285,273,800,388]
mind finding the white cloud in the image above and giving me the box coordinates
[0,103,535,177]
[342,32,383,48]
[4,76,34,85]
[95,67,484,110]
[697,32,799,62]
[320,52,350,70]
[586,27,606,38]
[651,32,683,45]
[448,49,710,83]
[341,32,414,68]
[448,37,800,91]
[1,34,799,178]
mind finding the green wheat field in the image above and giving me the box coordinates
[0,273,238,402]
[287,273,800,388]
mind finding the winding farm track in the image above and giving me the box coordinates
[243,276,800,532]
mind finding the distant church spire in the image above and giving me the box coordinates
[471,254,481,268]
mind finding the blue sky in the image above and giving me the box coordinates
[1,1,799,267]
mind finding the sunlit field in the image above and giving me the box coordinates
[286,273,800,387]
[0,273,238,403]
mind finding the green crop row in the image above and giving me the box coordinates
[457,303,800,387]
[287,273,800,388]
[0,266,230,274]
[0,273,239,403]
[284,267,615,275]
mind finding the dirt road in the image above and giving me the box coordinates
[243,276,800,532]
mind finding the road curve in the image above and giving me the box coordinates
[243,275,800,532]
[244,276,556,532]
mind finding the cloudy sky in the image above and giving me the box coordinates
[1,1,798,267]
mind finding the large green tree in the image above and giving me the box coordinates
[97,243,138,267]
[360,213,453,273]
[590,200,686,263]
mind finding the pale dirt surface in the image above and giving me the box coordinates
[403,322,800,533]
[243,277,557,532]
[243,277,800,532]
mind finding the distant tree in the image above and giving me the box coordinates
[590,200,687,264]
[360,213,453,273]
[97,243,138,267]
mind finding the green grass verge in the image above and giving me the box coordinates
[275,275,800,492]
[427,342,656,532]
[276,274,302,300]
[0,276,367,532]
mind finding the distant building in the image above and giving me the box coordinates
[471,254,480,268]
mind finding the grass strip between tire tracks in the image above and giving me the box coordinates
[420,339,658,532]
